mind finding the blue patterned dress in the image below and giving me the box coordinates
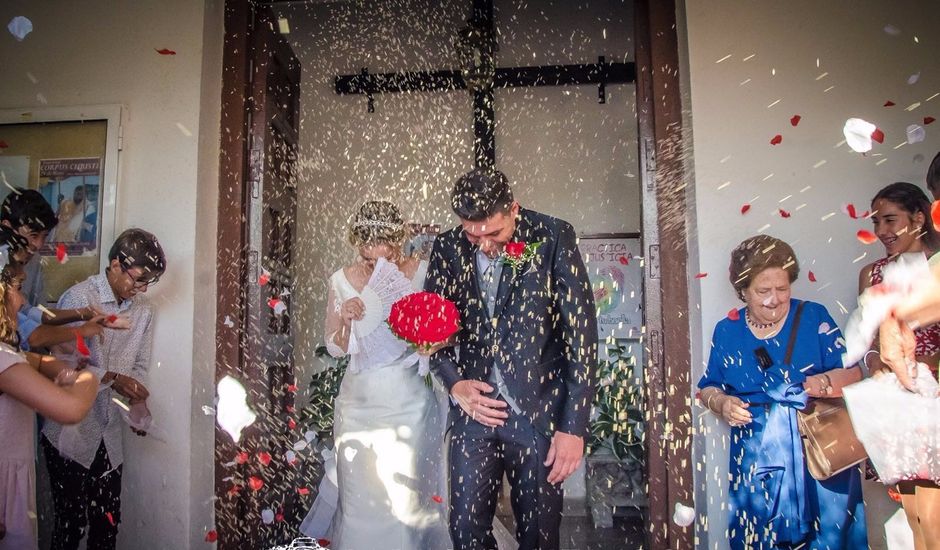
[699,299,867,549]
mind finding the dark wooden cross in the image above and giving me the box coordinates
[334,0,635,168]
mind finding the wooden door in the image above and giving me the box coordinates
[216,3,300,548]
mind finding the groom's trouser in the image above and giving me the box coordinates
[449,405,563,550]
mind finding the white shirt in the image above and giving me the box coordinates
[42,273,154,469]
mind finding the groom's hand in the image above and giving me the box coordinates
[545,431,584,484]
[451,380,508,427]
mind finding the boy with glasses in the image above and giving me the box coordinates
[41,228,166,550]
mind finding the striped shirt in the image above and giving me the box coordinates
[42,273,154,469]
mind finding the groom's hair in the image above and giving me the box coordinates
[451,168,514,222]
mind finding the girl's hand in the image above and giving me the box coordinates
[803,374,832,398]
[340,298,365,322]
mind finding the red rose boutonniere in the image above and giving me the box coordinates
[501,241,543,277]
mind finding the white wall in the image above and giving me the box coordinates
[0,1,221,548]
[681,1,940,547]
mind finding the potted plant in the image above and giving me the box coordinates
[585,343,647,528]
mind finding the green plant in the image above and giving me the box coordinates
[588,343,645,467]
[298,345,348,440]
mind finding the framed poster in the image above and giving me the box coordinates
[404,222,441,261]
[0,105,122,304]
[577,233,643,339]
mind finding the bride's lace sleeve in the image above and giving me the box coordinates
[324,276,348,358]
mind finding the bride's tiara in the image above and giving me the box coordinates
[352,219,404,230]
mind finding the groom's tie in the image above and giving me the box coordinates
[478,251,522,415]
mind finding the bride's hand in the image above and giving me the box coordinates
[340,298,365,322]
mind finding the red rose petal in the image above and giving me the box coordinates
[844,203,858,219]
[925,116,936,125]
[275,512,284,522]
[618,256,629,265]
[227,484,241,496]
[883,100,896,107]
[107,314,118,324]
[770,134,783,145]
[74,331,90,357]
[857,230,878,244]
[318,540,331,548]
[727,308,740,321]
[779,209,791,218]
[258,272,270,286]
[56,243,67,263]
[288,418,297,430]
[297,487,310,495]
[931,200,940,230]
[871,128,885,144]
[740,203,751,215]
[808,271,817,282]
[106,512,116,526]
[790,115,801,127]
[0,140,8,148]
[205,529,218,542]
[267,297,281,309]
[286,383,298,393]
[257,451,272,466]
[155,48,177,55]
[887,487,902,503]
[235,451,249,464]
[248,476,264,492]
[286,404,295,413]
[432,495,444,504]
[694,272,707,279]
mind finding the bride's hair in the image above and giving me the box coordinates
[349,200,406,247]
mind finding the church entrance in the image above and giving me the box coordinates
[215,1,692,548]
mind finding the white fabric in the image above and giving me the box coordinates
[322,259,450,550]
[0,343,38,550]
[843,363,940,484]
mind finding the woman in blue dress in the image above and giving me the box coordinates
[698,235,867,549]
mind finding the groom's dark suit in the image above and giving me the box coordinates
[425,208,598,550]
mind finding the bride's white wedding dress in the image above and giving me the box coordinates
[323,258,450,550]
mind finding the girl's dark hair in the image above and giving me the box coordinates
[872,182,939,250]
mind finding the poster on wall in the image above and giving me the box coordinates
[577,234,643,340]
[404,222,441,261]
[38,157,101,256]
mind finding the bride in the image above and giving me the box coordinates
[322,201,450,550]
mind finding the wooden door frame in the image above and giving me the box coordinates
[635,0,694,548]
[215,0,694,548]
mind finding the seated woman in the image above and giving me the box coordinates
[698,235,866,549]
[858,181,940,549]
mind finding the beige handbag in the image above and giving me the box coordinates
[785,302,869,480]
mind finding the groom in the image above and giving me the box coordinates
[426,168,598,550]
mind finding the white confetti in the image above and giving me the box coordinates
[7,16,32,41]
[843,118,877,153]
[261,508,275,525]
[906,124,925,144]
[818,322,831,334]
[216,375,257,443]
[223,315,234,328]
[673,502,696,527]
[907,72,920,85]
[883,24,901,36]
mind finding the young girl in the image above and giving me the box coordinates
[0,227,98,550]
[858,181,940,550]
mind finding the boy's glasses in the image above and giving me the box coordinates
[121,266,160,289]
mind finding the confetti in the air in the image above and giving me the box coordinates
[0,140,8,148]
[248,476,264,492]
[907,72,920,85]
[432,495,444,504]
[695,272,707,279]
[155,48,177,55]
[884,24,901,35]
[7,16,32,41]
[258,451,272,466]
[235,451,249,464]
[931,200,940,231]
[56,243,68,263]
[842,204,869,219]
[790,115,801,126]
[259,269,270,286]
[740,203,751,215]
[884,100,896,107]
[770,134,783,145]
[268,297,287,315]
[727,308,740,321]
[205,529,218,542]
[75,332,90,357]
[857,230,878,245]
[779,209,791,218]
[843,118,878,153]
[216,375,257,443]
[262,508,275,524]
[925,116,936,125]
[673,502,696,527]
[907,124,925,144]
[808,271,817,282]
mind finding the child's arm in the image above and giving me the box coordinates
[26,317,107,350]
[0,362,98,424]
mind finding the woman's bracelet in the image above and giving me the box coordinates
[862,349,880,369]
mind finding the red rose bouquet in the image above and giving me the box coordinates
[388,291,460,376]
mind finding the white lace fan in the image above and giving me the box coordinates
[347,257,416,373]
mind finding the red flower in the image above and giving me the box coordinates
[770,134,783,145]
[857,230,878,245]
[504,241,526,258]
[205,529,218,542]
[388,292,460,347]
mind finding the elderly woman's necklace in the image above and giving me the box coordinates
[745,308,783,330]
